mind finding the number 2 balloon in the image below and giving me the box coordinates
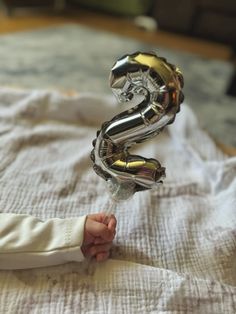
[91,52,184,201]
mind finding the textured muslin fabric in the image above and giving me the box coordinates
[0,87,235,313]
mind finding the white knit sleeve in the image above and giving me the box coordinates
[0,213,87,269]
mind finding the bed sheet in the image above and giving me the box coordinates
[0,88,235,313]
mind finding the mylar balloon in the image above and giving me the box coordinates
[91,52,184,201]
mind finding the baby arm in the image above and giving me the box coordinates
[0,213,116,269]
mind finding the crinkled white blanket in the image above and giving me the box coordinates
[0,88,235,313]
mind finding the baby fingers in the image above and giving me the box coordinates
[89,242,113,258]
[107,214,117,232]
[96,251,110,262]
[94,230,116,245]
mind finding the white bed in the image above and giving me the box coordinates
[0,87,235,313]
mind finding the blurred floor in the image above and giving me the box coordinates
[0,7,235,155]
[0,7,233,61]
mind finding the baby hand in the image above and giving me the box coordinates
[81,213,117,262]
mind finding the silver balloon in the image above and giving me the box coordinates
[91,52,184,201]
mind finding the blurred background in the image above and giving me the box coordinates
[0,0,235,149]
